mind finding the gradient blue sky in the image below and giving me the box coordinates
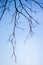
[0,0,43,65]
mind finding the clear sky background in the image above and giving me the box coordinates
[0,0,43,65]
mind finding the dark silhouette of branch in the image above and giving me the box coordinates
[0,0,43,62]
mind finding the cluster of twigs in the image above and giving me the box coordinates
[0,0,43,62]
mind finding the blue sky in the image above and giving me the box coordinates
[0,0,43,65]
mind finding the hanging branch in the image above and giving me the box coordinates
[0,0,43,62]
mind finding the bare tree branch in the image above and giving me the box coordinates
[0,0,43,62]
